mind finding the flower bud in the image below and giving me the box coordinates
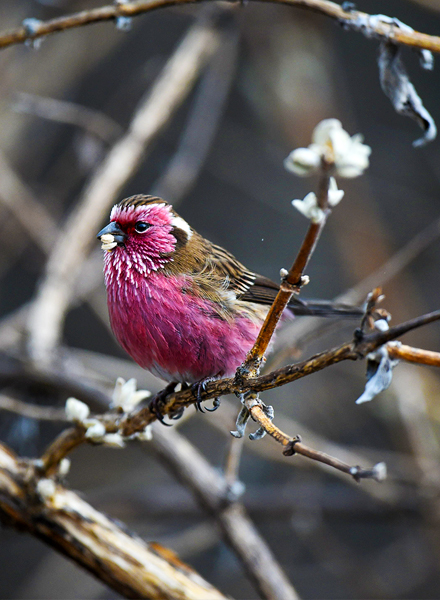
[65,398,90,423]
[284,147,321,177]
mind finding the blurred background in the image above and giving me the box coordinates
[1,0,440,598]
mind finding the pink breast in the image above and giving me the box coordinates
[107,272,263,383]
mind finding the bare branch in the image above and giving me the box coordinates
[387,343,440,367]
[245,402,385,482]
[240,166,332,378]
[0,394,67,421]
[0,443,228,600]
[151,425,300,600]
[1,0,440,53]
[13,93,123,143]
[36,309,440,478]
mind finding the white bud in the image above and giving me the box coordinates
[65,398,90,423]
[84,420,106,440]
[58,458,71,477]
[279,268,288,278]
[136,425,153,442]
[36,478,56,500]
[103,433,125,448]
[327,177,345,207]
[374,319,389,332]
[372,462,387,482]
[112,377,151,413]
[284,147,321,177]
[285,119,371,179]
[301,275,310,286]
[292,192,325,224]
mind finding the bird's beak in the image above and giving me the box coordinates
[97,222,127,251]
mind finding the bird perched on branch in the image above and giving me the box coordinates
[98,195,361,412]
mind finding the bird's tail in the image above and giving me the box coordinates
[288,298,364,318]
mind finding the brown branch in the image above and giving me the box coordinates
[1,0,440,53]
[272,214,440,365]
[246,403,384,482]
[151,425,300,600]
[387,343,440,367]
[130,309,440,423]
[37,309,440,478]
[240,168,331,377]
[0,443,228,600]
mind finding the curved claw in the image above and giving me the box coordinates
[148,382,177,426]
[169,407,185,420]
[191,381,206,413]
[205,397,221,412]
[191,377,219,413]
[149,399,172,426]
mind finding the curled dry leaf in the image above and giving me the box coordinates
[378,41,437,147]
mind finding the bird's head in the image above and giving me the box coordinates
[97,195,193,274]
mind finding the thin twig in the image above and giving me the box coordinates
[13,93,123,143]
[152,26,238,202]
[0,394,67,421]
[1,0,440,52]
[240,167,332,377]
[26,12,223,366]
[387,343,440,367]
[273,214,440,364]
[246,403,384,482]
[38,309,440,477]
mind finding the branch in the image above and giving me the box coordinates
[1,0,440,53]
[387,343,440,367]
[244,402,386,482]
[0,393,67,421]
[240,166,332,377]
[13,93,123,144]
[151,425,300,600]
[26,11,222,366]
[37,309,440,477]
[0,443,228,600]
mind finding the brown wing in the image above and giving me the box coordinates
[165,219,361,318]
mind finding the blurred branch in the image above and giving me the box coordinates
[13,93,123,144]
[224,436,244,488]
[0,152,58,253]
[152,424,300,600]
[0,443,228,600]
[26,12,223,366]
[0,393,67,421]
[1,0,440,53]
[153,26,238,203]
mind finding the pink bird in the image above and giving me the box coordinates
[98,195,360,417]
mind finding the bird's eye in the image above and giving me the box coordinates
[134,222,150,233]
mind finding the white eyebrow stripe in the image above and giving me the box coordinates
[171,215,192,240]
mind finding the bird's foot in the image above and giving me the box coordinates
[148,382,178,426]
[191,377,221,413]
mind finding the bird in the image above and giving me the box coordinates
[97,194,362,416]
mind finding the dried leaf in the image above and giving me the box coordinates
[356,346,399,404]
[378,42,436,147]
